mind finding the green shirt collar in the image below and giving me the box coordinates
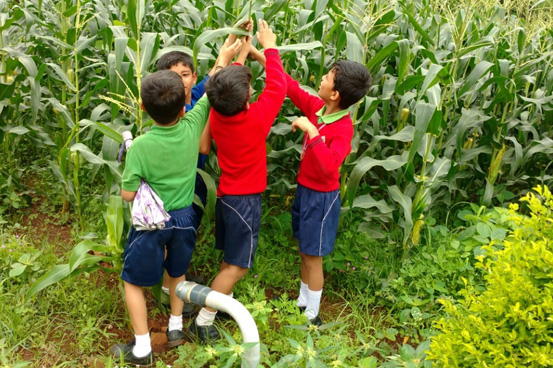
[315,106,349,124]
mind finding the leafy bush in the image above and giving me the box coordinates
[428,185,553,367]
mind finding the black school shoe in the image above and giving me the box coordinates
[185,272,205,285]
[215,310,232,320]
[166,329,186,348]
[187,320,221,343]
[308,315,323,327]
[110,340,154,367]
[182,302,198,318]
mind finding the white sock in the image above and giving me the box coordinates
[297,281,308,307]
[304,288,322,320]
[161,286,169,295]
[196,308,217,326]
[133,333,151,357]
[168,314,183,331]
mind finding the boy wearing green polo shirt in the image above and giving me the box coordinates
[285,61,372,325]
[110,39,241,366]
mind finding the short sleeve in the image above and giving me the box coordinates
[121,145,142,192]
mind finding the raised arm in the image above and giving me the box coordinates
[207,38,242,76]
[235,35,252,65]
[199,120,211,154]
[248,45,266,67]
[251,19,286,135]
[285,72,323,118]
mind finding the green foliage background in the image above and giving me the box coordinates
[0,0,552,366]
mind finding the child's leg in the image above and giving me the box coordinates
[210,261,248,296]
[197,261,248,326]
[167,274,185,320]
[123,281,151,357]
[300,252,324,320]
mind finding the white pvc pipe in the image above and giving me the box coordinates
[176,281,260,368]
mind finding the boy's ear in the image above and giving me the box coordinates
[330,89,340,102]
[193,72,198,84]
[140,102,147,112]
[178,106,185,118]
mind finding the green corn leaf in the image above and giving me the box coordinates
[277,41,323,54]
[76,35,97,54]
[396,75,425,94]
[388,185,413,246]
[127,0,145,40]
[263,0,289,20]
[347,154,408,207]
[458,60,494,97]
[7,126,29,135]
[105,196,124,249]
[352,194,394,214]
[345,31,363,63]
[26,264,71,299]
[68,240,111,272]
[367,41,398,73]
[372,126,416,144]
[192,27,249,63]
[140,32,160,75]
[70,143,122,180]
[46,63,76,91]
[505,136,523,176]
[399,3,434,46]
[406,102,435,168]
[94,121,123,143]
[197,168,216,220]
[397,39,410,84]
[419,64,444,100]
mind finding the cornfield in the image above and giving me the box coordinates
[1,0,552,256]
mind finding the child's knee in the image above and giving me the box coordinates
[300,253,323,268]
[226,264,249,279]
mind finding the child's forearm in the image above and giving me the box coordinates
[199,120,211,154]
[249,46,266,67]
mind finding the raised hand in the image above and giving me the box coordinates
[217,38,242,67]
[256,19,276,50]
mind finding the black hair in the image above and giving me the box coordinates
[204,65,252,116]
[141,70,185,125]
[156,51,195,72]
[332,60,372,109]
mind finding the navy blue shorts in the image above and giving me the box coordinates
[215,194,261,268]
[292,184,341,257]
[121,206,196,286]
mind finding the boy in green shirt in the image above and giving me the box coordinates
[111,40,241,366]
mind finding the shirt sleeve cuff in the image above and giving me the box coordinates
[307,135,323,149]
[264,48,279,56]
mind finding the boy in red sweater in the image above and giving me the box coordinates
[187,19,286,342]
[286,61,371,324]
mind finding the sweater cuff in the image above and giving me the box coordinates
[264,48,279,57]
[307,135,323,149]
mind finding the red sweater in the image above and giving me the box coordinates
[210,49,286,196]
[286,73,354,192]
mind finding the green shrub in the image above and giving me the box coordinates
[428,185,553,367]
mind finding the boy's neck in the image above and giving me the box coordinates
[185,94,192,105]
[322,101,342,116]
[154,117,180,127]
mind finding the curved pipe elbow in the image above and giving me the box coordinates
[176,281,260,367]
